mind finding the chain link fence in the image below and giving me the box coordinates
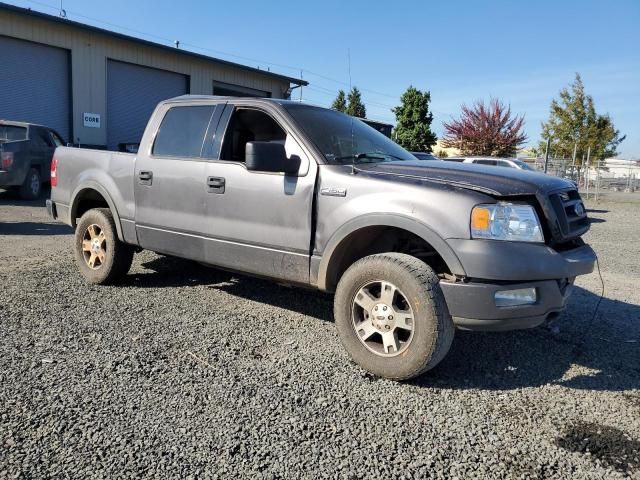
[521,157,640,201]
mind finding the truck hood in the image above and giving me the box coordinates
[355,160,573,196]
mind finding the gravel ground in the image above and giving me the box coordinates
[0,189,639,479]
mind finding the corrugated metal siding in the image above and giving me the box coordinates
[106,60,188,150]
[0,10,292,146]
[0,35,71,141]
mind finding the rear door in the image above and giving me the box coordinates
[134,103,223,260]
[201,104,317,284]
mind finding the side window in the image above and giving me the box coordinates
[220,108,286,162]
[32,129,54,148]
[497,160,514,168]
[474,159,497,166]
[50,131,64,147]
[153,106,215,158]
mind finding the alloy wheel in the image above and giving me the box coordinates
[81,224,107,269]
[351,280,415,356]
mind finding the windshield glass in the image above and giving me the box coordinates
[515,160,536,171]
[283,104,413,165]
[0,125,27,142]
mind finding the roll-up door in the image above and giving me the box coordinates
[0,36,71,142]
[107,60,188,150]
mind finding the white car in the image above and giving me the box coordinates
[445,156,537,172]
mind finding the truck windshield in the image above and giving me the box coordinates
[0,125,27,142]
[283,104,413,165]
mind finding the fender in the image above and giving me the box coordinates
[315,213,466,291]
[70,181,124,241]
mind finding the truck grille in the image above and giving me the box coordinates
[547,189,589,242]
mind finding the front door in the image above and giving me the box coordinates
[202,105,317,284]
[134,103,223,260]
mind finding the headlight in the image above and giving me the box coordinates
[471,202,544,242]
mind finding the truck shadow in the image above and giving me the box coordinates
[132,254,639,392]
[413,287,640,392]
[0,221,71,235]
[0,187,50,207]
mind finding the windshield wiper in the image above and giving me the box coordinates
[332,152,407,164]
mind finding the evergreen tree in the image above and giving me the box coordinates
[391,86,437,152]
[539,73,624,160]
[346,87,366,118]
[331,90,347,112]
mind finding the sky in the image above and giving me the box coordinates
[8,0,640,157]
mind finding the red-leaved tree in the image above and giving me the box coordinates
[442,99,527,156]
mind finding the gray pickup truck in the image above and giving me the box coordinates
[48,95,596,380]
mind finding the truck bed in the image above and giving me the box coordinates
[50,146,137,224]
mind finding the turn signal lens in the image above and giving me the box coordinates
[471,207,491,231]
[470,202,544,243]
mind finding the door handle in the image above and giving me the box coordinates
[207,176,225,193]
[138,171,153,185]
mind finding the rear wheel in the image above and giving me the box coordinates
[334,253,454,380]
[19,168,41,199]
[74,208,134,284]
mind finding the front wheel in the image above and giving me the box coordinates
[334,253,454,380]
[74,208,134,285]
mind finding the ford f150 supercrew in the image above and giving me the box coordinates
[47,95,596,380]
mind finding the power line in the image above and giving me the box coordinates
[14,0,402,102]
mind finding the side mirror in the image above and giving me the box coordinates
[245,141,299,175]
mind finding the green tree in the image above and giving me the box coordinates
[539,73,625,161]
[391,86,437,152]
[331,90,347,113]
[346,87,366,118]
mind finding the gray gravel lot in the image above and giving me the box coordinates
[1,189,639,479]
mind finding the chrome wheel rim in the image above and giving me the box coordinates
[81,224,106,270]
[351,280,414,357]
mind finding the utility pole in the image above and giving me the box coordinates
[543,138,551,173]
[571,142,577,180]
[585,146,591,199]
[299,70,303,102]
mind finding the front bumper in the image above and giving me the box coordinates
[440,241,596,331]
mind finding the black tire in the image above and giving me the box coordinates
[334,253,454,380]
[19,168,41,200]
[74,208,134,285]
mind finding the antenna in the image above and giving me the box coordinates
[300,70,303,102]
[174,40,180,49]
[59,0,66,17]
[348,48,356,174]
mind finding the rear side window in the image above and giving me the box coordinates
[153,106,215,158]
[34,130,55,148]
[0,125,27,142]
[474,159,497,166]
[50,131,64,147]
[496,160,514,168]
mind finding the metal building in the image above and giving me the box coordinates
[0,2,306,148]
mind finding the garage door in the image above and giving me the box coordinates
[107,60,188,150]
[0,36,71,142]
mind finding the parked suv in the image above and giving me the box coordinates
[48,96,595,380]
[446,156,537,171]
[0,121,65,199]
